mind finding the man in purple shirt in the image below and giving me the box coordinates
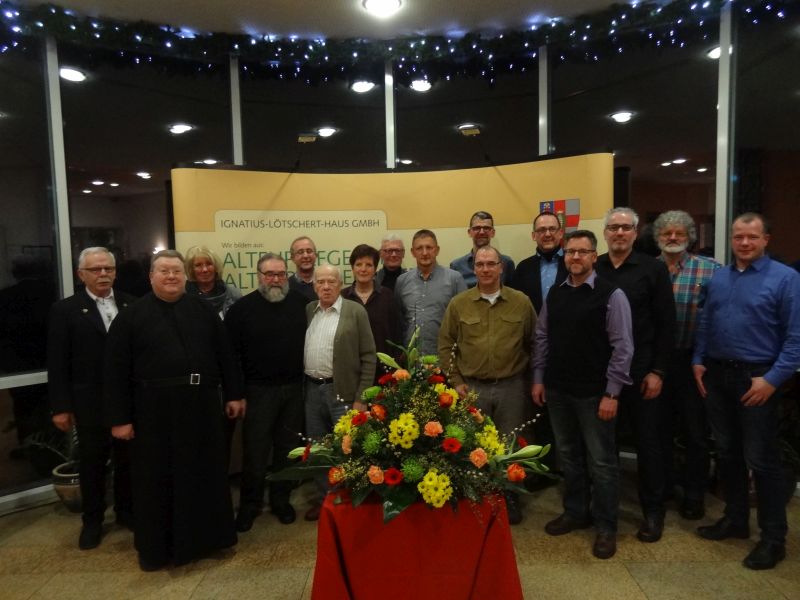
[533,230,633,560]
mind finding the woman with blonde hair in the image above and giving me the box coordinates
[184,246,241,318]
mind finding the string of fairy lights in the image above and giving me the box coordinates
[0,0,792,86]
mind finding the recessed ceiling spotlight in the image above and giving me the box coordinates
[363,0,402,19]
[59,67,86,82]
[168,123,193,134]
[202,159,218,165]
[609,111,634,123]
[351,80,376,93]
[458,123,481,136]
[672,158,688,164]
[317,127,337,138]
[696,167,708,173]
[82,189,92,194]
[661,162,672,167]
[706,46,721,59]
[91,180,104,186]
[109,182,120,187]
[398,158,413,165]
[410,79,432,93]
[136,171,152,179]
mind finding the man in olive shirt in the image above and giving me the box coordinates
[438,245,536,524]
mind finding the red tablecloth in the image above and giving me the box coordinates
[312,491,523,600]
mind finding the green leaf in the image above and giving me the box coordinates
[382,485,418,523]
[376,352,401,370]
[267,463,331,480]
[407,348,418,366]
[351,485,374,508]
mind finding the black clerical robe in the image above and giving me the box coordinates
[104,292,243,566]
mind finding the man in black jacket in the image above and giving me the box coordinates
[47,247,135,550]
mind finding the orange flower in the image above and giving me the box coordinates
[370,404,387,421]
[424,421,444,437]
[368,465,384,484]
[393,369,411,381]
[506,463,526,482]
[328,466,345,486]
[341,434,352,454]
[469,448,488,468]
[438,393,454,408]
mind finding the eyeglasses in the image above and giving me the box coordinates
[564,249,595,257]
[605,224,635,232]
[381,248,404,255]
[292,248,315,256]
[474,261,500,269]
[658,230,688,239]
[470,226,494,233]
[153,268,184,277]
[80,266,116,274]
[260,271,287,279]
[534,226,560,235]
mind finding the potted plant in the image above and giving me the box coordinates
[25,426,81,512]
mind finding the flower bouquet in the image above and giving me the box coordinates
[276,330,550,522]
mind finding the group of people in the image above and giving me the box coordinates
[46,207,799,572]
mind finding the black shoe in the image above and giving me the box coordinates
[636,515,664,543]
[138,556,167,572]
[697,517,750,541]
[272,504,296,525]
[743,541,785,570]
[505,493,523,526]
[235,507,260,532]
[115,510,135,531]
[593,532,617,559]
[78,522,103,550]
[544,513,592,536]
[679,500,705,521]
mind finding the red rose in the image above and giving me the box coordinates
[506,463,526,482]
[301,443,311,462]
[438,393,454,408]
[517,436,528,448]
[351,411,368,426]
[378,373,394,386]
[442,437,462,453]
[428,374,445,384]
[384,467,404,486]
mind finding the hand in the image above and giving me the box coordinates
[226,399,246,419]
[597,396,618,421]
[353,401,367,412]
[532,383,546,407]
[741,376,776,407]
[52,412,74,432]
[692,364,707,398]
[455,384,468,399]
[112,424,134,440]
[641,372,663,400]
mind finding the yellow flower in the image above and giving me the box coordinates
[334,409,360,437]
[475,424,506,458]
[388,413,420,449]
[417,468,453,508]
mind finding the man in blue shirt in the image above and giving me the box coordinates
[450,211,515,288]
[693,212,800,570]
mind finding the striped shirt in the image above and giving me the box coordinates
[304,296,342,378]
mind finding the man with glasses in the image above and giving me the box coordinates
[595,207,676,544]
[439,245,536,524]
[225,253,308,531]
[533,230,633,559]
[450,211,515,288]
[47,247,135,550]
[289,236,318,301]
[376,234,407,291]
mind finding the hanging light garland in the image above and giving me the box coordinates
[0,0,792,86]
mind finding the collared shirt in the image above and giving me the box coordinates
[538,248,563,302]
[450,251,516,288]
[85,288,118,331]
[395,264,467,355]
[657,251,720,349]
[533,272,634,396]
[693,255,800,388]
[304,295,342,378]
[438,285,536,386]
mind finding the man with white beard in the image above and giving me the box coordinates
[653,211,720,521]
[225,252,309,531]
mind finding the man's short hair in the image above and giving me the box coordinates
[603,207,640,229]
[150,249,184,271]
[475,245,502,262]
[290,236,316,253]
[349,244,380,267]
[733,212,770,234]
[183,245,222,281]
[78,247,115,269]
[412,229,438,245]
[256,252,287,272]
[469,211,494,227]
[314,264,342,283]
[652,210,697,246]
[564,230,598,251]
[380,233,404,246]
[532,211,561,231]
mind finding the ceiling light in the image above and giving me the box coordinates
[696,167,708,173]
[109,182,120,187]
[398,158,413,165]
[351,80,376,93]
[661,162,672,167]
[59,67,86,82]
[168,123,193,134]
[672,158,688,164]
[707,46,721,59]
[91,180,104,186]
[136,171,152,179]
[609,111,634,123]
[82,189,92,194]
[363,0,402,19]
[202,159,218,165]
[457,123,481,136]
[317,127,337,138]
[410,79,432,93]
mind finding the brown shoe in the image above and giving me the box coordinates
[593,532,617,559]
[304,504,321,522]
[544,513,592,536]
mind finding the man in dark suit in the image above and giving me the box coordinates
[47,247,135,550]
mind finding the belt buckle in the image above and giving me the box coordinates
[190,373,201,385]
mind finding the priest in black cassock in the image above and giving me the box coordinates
[104,249,246,571]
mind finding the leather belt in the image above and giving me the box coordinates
[706,358,773,371]
[305,374,334,385]
[137,374,222,388]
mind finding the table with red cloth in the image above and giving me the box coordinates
[312,491,523,600]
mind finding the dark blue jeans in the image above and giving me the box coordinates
[547,389,619,534]
[703,362,787,545]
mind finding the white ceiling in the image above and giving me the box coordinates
[16,0,618,39]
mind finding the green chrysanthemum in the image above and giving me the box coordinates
[362,431,383,455]
[444,424,466,443]
[401,457,425,482]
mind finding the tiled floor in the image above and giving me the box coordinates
[1,477,798,600]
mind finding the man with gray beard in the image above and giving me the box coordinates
[225,253,308,531]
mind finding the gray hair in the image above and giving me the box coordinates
[603,207,640,230]
[257,252,287,271]
[652,210,697,245]
[78,247,115,269]
[314,264,342,283]
[380,233,404,246]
